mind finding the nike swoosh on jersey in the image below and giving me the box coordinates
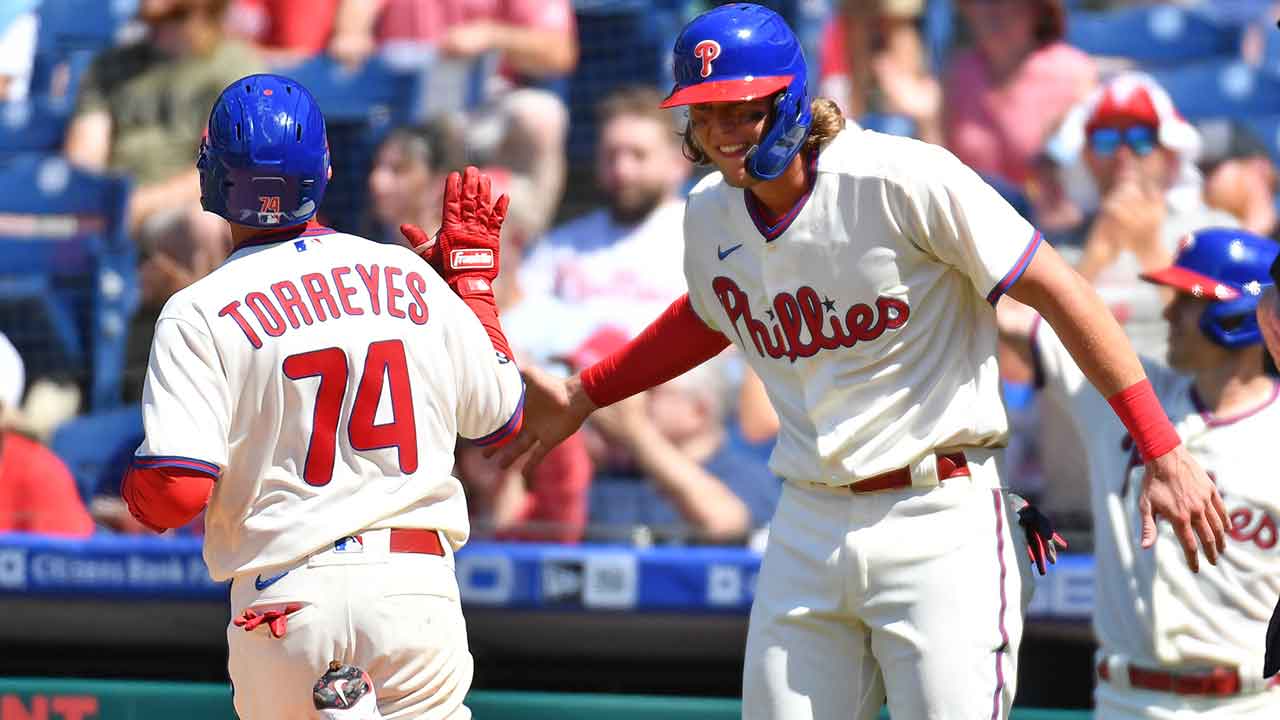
[254,570,290,591]
[718,243,744,260]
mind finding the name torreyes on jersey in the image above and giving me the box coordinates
[217,263,431,348]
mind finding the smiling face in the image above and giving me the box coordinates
[687,98,773,188]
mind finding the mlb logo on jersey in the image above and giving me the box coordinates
[694,40,721,78]
[334,535,365,554]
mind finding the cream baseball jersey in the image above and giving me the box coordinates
[683,127,1040,484]
[1033,321,1280,673]
[134,227,524,581]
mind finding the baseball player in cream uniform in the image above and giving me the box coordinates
[1004,228,1280,718]
[120,75,523,720]
[496,5,1229,719]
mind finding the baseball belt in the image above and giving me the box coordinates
[1097,657,1280,697]
[794,451,973,494]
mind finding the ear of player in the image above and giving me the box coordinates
[403,166,509,297]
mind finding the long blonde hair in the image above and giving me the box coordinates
[681,97,846,166]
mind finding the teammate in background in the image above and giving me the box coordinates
[119,74,522,720]
[1253,256,1280,682]
[1002,228,1280,717]
[490,5,1228,718]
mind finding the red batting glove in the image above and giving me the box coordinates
[233,603,302,639]
[401,165,509,299]
[402,223,441,273]
[401,167,515,358]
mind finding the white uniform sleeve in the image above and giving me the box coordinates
[891,145,1041,304]
[133,312,230,477]
[440,286,525,446]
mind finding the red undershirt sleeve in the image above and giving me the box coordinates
[120,465,215,533]
[580,294,731,407]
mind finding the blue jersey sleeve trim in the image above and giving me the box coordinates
[986,230,1043,305]
[131,455,222,479]
[468,385,527,448]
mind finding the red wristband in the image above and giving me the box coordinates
[453,281,514,360]
[1107,378,1180,462]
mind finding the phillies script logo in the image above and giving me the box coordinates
[1228,505,1277,550]
[694,40,721,78]
[713,276,909,362]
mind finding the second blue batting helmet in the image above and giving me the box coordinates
[660,3,811,181]
[198,74,330,228]
[1141,227,1280,348]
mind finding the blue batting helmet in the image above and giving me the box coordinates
[1141,227,1280,348]
[660,3,811,181]
[198,74,330,228]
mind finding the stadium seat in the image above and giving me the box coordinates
[0,153,137,410]
[30,0,140,99]
[1147,60,1280,121]
[1065,5,1242,66]
[277,55,420,234]
[49,405,143,502]
[0,96,74,155]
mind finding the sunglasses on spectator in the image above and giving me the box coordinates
[1088,125,1159,157]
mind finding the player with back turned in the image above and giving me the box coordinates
[1003,227,1280,717]
[119,73,523,719]
[477,4,1229,718]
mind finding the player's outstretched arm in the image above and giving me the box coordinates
[1006,241,1228,572]
[491,365,598,471]
[491,295,733,470]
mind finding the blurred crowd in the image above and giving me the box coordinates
[3,0,1280,550]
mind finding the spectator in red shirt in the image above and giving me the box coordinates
[329,0,576,237]
[0,333,94,537]
[226,0,341,64]
[455,434,591,543]
[943,0,1096,187]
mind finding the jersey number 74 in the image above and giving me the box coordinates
[283,339,418,486]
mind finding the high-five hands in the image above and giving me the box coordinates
[401,165,509,297]
[484,365,598,472]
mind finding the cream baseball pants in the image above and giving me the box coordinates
[743,449,1035,719]
[227,528,471,720]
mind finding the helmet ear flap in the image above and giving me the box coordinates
[746,83,811,180]
[1200,295,1264,348]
